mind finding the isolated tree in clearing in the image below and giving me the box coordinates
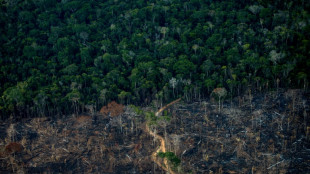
[211,88,227,112]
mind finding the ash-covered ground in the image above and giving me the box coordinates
[1,89,309,173]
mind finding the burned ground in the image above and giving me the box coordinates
[163,89,310,173]
[0,89,310,173]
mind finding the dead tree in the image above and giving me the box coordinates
[211,88,227,112]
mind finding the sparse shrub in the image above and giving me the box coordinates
[145,111,158,125]
[157,151,181,167]
[130,105,143,115]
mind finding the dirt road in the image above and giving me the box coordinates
[146,98,181,173]
[146,123,175,174]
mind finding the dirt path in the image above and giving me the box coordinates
[146,123,175,174]
[155,98,181,116]
[146,98,181,174]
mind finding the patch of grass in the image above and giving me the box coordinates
[157,151,181,167]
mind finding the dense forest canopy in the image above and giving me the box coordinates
[0,0,309,119]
